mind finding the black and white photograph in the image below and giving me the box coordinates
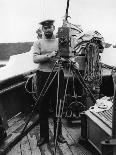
[0,0,116,154]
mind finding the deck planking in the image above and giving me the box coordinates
[0,113,39,155]
[1,113,92,155]
[21,136,31,155]
[7,112,25,128]
[27,133,41,155]
[7,142,21,155]
[63,121,92,155]
[49,119,73,155]
[61,123,85,155]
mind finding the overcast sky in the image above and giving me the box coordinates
[0,0,116,44]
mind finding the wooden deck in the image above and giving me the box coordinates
[0,113,92,155]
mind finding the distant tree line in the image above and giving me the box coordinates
[0,42,33,60]
[0,41,115,61]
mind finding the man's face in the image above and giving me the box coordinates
[42,25,55,38]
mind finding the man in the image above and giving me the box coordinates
[32,19,66,147]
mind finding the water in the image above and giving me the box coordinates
[0,60,8,67]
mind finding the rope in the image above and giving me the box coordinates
[25,75,38,102]
[83,40,102,95]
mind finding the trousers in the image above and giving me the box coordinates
[36,69,65,139]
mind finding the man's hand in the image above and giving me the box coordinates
[48,51,58,58]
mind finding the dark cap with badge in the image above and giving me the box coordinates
[39,19,55,27]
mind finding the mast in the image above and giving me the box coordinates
[65,0,70,21]
[63,0,70,25]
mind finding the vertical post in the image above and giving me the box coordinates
[79,112,88,146]
[80,112,87,139]
[101,73,116,155]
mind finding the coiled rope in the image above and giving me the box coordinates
[84,40,103,94]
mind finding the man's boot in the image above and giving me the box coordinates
[37,137,49,147]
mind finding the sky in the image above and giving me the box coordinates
[0,0,116,44]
